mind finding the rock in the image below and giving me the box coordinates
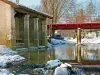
[31,64,45,68]
[44,70,54,75]
[9,73,14,75]
[32,68,44,75]
[54,63,72,75]
[54,63,86,75]
[54,66,69,75]
[18,74,29,75]
[21,64,45,69]
[46,60,62,69]
[91,73,95,75]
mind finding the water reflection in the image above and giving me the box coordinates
[54,44,76,60]
[54,44,100,61]
[18,49,49,64]
[18,44,100,64]
[81,44,100,60]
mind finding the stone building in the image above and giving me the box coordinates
[0,0,52,49]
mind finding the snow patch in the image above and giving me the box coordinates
[0,45,17,55]
[46,60,62,69]
[0,45,25,67]
[0,69,10,75]
[50,39,66,45]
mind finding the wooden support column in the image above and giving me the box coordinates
[24,14,30,48]
[33,18,39,47]
[76,28,81,62]
[77,28,81,44]
[76,44,81,62]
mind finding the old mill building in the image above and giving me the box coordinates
[0,0,52,50]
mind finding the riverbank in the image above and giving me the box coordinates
[1,61,100,75]
[0,44,100,75]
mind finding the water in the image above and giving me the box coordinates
[18,43,100,63]
[54,44,100,61]
[81,44,100,61]
[18,49,48,64]
[54,44,76,60]
[16,44,100,74]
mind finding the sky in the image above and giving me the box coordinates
[19,0,41,6]
[15,0,99,7]
[19,0,86,6]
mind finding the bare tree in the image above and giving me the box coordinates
[41,0,71,23]
[16,0,19,3]
[30,4,44,12]
[75,9,86,23]
[86,0,96,16]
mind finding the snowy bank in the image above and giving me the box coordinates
[0,55,25,67]
[50,39,66,45]
[0,45,17,55]
[0,45,25,67]
[46,60,62,69]
[46,60,86,75]
[64,36,100,44]
[64,37,77,44]
[0,69,10,75]
[54,63,72,75]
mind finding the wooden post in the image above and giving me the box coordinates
[76,44,81,62]
[77,28,81,62]
[77,28,81,44]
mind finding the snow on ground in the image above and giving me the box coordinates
[46,60,62,69]
[0,45,17,55]
[64,37,77,43]
[0,45,25,67]
[50,38,66,45]
[0,55,25,67]
[81,36,100,44]
[0,69,29,75]
[46,60,86,75]
[64,35,100,44]
[0,69,10,75]
[50,36,100,45]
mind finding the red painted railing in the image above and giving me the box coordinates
[47,22,100,30]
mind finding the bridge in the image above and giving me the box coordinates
[47,22,100,30]
[47,22,100,44]
[47,22,100,65]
